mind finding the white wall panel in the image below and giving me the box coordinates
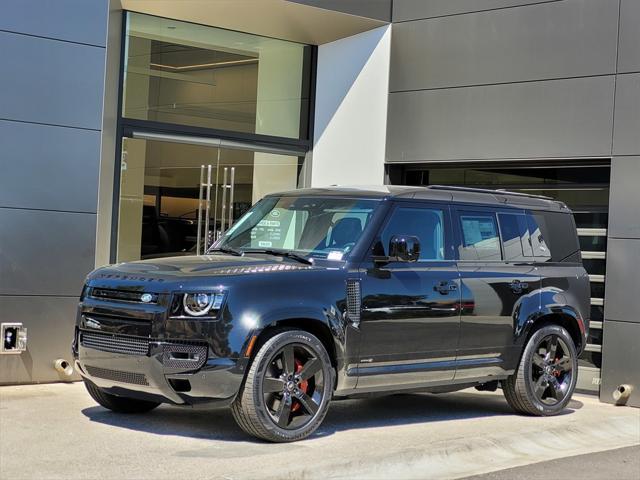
[311,26,390,187]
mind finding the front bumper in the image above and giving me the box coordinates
[74,329,244,406]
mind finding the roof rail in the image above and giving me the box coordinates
[427,185,554,201]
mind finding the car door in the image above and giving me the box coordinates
[453,206,541,381]
[355,201,461,390]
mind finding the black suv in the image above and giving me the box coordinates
[74,186,589,442]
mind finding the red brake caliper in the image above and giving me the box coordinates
[291,358,309,412]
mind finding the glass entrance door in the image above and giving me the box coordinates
[115,135,303,262]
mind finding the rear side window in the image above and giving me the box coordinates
[498,213,532,261]
[459,212,502,261]
[529,211,579,262]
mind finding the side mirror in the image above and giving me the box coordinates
[388,235,420,262]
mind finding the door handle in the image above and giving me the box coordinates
[510,280,529,294]
[435,281,458,295]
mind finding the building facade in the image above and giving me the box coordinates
[1,0,638,407]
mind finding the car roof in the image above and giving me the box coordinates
[268,185,570,212]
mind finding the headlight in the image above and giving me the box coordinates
[183,293,215,316]
[174,292,225,318]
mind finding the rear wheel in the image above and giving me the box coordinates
[503,324,577,416]
[84,381,160,413]
[231,330,334,442]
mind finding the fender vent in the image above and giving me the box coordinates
[346,280,361,325]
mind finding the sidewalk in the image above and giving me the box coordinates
[1,382,638,480]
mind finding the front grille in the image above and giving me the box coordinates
[80,331,149,356]
[346,280,361,325]
[162,343,208,370]
[85,365,149,386]
[89,287,158,304]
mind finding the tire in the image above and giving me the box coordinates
[231,329,334,442]
[503,324,578,416]
[84,380,160,414]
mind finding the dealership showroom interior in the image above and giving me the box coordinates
[1,0,639,479]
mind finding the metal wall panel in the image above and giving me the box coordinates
[603,238,640,323]
[0,120,100,212]
[0,209,96,296]
[0,296,80,384]
[608,156,640,239]
[386,75,615,162]
[392,0,560,22]
[0,31,105,130]
[390,0,618,91]
[600,320,640,407]
[0,0,108,46]
[618,0,640,74]
[288,0,391,21]
[613,74,640,156]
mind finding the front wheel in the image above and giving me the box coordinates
[84,381,160,414]
[503,324,578,416]
[231,330,334,442]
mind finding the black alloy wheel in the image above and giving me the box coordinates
[530,334,574,405]
[231,330,334,442]
[503,324,578,416]
[262,343,325,429]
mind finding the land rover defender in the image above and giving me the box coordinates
[73,185,589,442]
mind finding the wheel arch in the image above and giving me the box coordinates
[520,308,586,353]
[248,317,339,376]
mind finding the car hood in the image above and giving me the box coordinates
[87,253,322,288]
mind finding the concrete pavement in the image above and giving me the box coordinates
[462,445,640,480]
[1,382,638,480]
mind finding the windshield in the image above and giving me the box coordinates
[216,196,380,260]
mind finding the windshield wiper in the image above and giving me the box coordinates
[244,249,313,265]
[207,246,244,256]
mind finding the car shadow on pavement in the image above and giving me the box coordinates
[81,391,583,443]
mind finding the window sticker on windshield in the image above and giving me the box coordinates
[258,241,272,247]
[327,251,344,261]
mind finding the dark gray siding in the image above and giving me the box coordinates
[288,0,391,21]
[0,121,100,212]
[0,0,108,384]
[0,0,108,46]
[386,75,615,162]
[390,0,618,91]
[612,73,640,156]
[392,0,561,21]
[618,0,640,73]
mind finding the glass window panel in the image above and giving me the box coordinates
[527,214,552,261]
[122,13,310,139]
[378,207,445,261]
[579,235,607,252]
[590,305,604,321]
[578,352,602,369]
[220,197,379,259]
[498,213,531,261]
[590,282,605,300]
[459,213,501,261]
[116,136,304,262]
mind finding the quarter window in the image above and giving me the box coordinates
[377,207,446,261]
[527,214,552,261]
[459,213,502,261]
